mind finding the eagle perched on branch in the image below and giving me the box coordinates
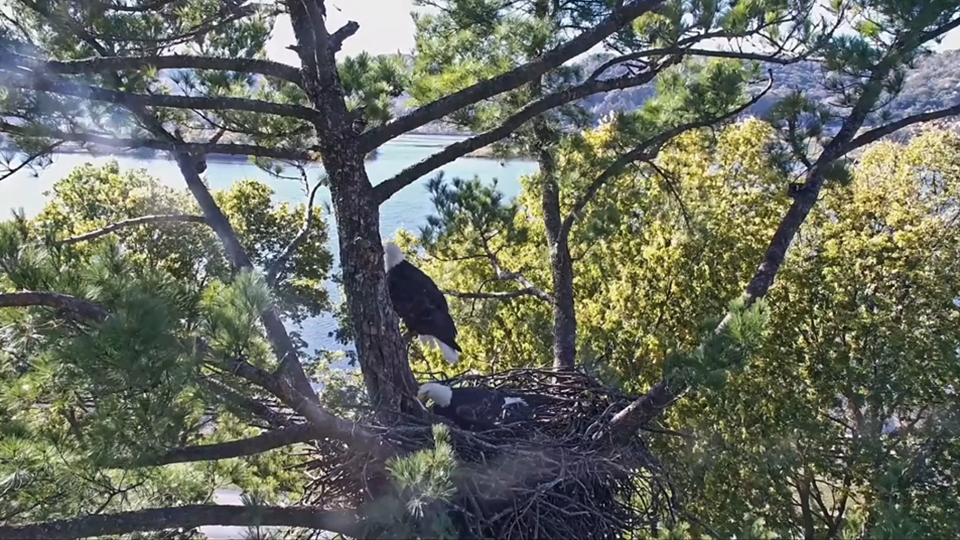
[384,242,462,363]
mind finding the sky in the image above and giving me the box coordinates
[264,0,960,62]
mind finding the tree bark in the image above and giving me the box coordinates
[284,1,419,417]
[528,0,578,369]
[534,120,578,370]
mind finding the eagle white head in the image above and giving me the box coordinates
[418,382,453,407]
[383,241,406,271]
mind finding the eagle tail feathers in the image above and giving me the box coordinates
[417,334,461,364]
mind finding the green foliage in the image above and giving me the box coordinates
[408,122,960,538]
[364,424,459,540]
[0,161,331,526]
[30,161,332,327]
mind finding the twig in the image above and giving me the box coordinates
[443,288,544,300]
[0,142,61,183]
[265,179,324,287]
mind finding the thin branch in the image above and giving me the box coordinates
[361,0,665,149]
[559,73,774,242]
[370,65,672,202]
[57,214,208,246]
[200,377,292,429]
[443,288,544,300]
[0,291,109,322]
[0,504,361,540]
[0,142,61,182]
[265,180,324,287]
[226,356,394,460]
[141,424,318,466]
[2,52,303,86]
[101,0,178,12]
[0,121,313,162]
[633,46,818,65]
[477,236,554,303]
[0,71,320,121]
[841,102,960,154]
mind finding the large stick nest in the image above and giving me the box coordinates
[301,369,676,540]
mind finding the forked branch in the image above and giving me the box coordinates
[370,63,674,203]
[265,179,324,287]
[606,41,960,435]
[362,0,666,149]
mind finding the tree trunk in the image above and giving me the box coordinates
[533,118,577,370]
[325,146,420,414]
[283,2,420,416]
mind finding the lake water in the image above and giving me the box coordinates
[1,134,539,357]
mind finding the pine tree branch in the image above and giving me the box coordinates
[370,65,672,203]
[265,180,324,288]
[56,214,208,246]
[170,154,322,405]
[0,71,321,121]
[227,357,394,460]
[102,0,178,13]
[200,377,292,429]
[0,121,313,161]
[628,46,817,65]
[0,505,361,539]
[2,52,303,86]
[143,424,319,466]
[361,0,666,149]
[0,291,109,322]
[559,74,774,243]
[0,141,61,183]
[839,102,960,155]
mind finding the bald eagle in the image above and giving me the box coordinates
[417,382,531,431]
[384,242,462,363]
